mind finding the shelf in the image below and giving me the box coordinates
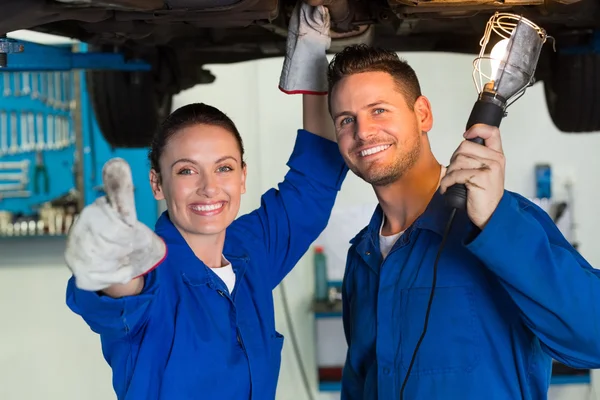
[550,375,590,385]
[0,234,66,239]
[313,299,342,316]
[319,382,342,392]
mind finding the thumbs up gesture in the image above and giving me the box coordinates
[65,158,166,292]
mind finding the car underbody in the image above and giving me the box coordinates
[1,0,598,146]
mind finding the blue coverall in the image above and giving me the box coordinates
[342,188,600,399]
[66,130,349,400]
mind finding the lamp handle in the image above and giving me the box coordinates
[444,95,505,210]
[466,96,504,131]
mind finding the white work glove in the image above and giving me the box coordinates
[65,158,166,292]
[278,1,331,95]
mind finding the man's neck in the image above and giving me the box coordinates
[375,155,442,236]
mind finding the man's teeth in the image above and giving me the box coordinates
[192,203,223,212]
[360,145,390,157]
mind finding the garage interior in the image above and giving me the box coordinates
[0,1,600,398]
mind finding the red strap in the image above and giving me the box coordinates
[278,86,328,96]
[133,237,168,279]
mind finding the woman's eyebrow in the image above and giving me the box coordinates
[171,158,197,168]
[214,156,238,164]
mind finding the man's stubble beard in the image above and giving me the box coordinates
[352,137,422,187]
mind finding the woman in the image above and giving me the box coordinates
[64,4,341,399]
[66,100,345,400]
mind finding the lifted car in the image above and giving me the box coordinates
[1,0,598,147]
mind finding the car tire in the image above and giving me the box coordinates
[544,52,600,133]
[85,68,172,148]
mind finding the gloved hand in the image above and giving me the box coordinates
[65,158,166,292]
[279,1,331,95]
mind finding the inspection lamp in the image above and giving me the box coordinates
[401,13,550,399]
[445,12,549,210]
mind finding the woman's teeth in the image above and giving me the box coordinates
[191,203,223,212]
[360,145,390,157]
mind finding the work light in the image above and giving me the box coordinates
[445,12,549,210]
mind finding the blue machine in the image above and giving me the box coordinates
[0,39,158,233]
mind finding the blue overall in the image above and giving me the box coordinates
[342,189,600,399]
[66,130,348,400]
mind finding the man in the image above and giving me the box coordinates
[324,44,600,399]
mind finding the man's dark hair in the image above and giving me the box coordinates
[327,44,422,109]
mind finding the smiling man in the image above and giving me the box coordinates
[327,44,600,399]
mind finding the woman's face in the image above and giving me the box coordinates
[151,123,247,239]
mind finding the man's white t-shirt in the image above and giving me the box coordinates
[211,256,236,294]
[379,218,404,260]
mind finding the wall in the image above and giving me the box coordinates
[0,46,599,399]
[0,237,115,400]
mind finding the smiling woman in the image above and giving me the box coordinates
[148,104,248,262]
[64,98,349,400]
[63,4,351,399]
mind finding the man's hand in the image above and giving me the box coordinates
[440,124,506,229]
[65,158,166,293]
[279,1,331,95]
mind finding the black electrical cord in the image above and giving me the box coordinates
[399,207,458,399]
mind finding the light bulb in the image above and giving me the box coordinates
[490,38,510,80]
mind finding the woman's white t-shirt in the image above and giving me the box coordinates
[211,257,236,294]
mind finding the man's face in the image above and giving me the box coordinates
[330,71,432,186]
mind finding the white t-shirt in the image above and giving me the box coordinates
[379,166,446,259]
[379,217,404,260]
[211,256,236,294]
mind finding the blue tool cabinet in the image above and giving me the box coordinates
[0,40,158,236]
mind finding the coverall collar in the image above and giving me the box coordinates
[155,211,249,288]
[352,189,462,274]
[413,188,458,235]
